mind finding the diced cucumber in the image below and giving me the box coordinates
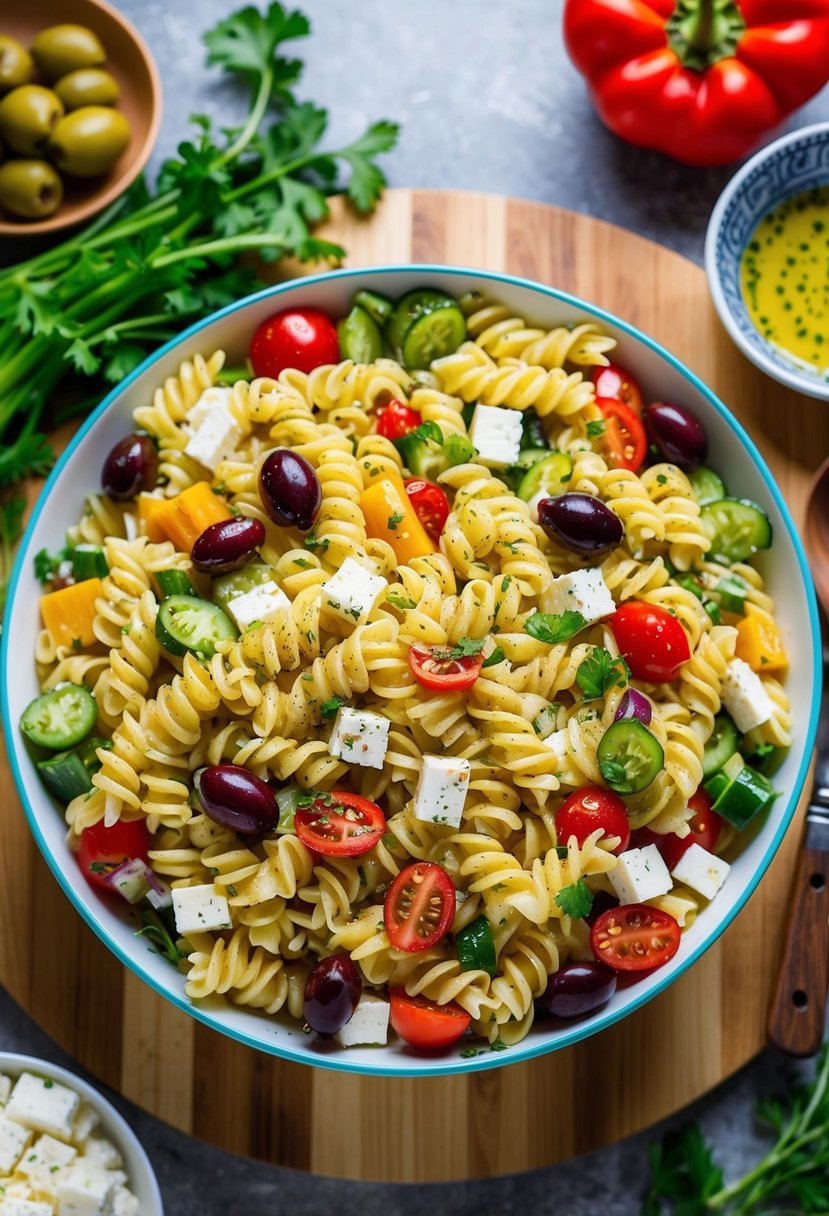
[156,568,196,598]
[212,563,274,614]
[37,735,110,801]
[337,305,383,364]
[21,684,97,752]
[156,595,237,659]
[353,289,393,326]
[386,289,458,356]
[689,466,727,506]
[744,742,789,778]
[704,752,775,828]
[714,576,747,614]
[521,407,550,451]
[702,713,739,777]
[401,304,467,370]
[700,498,772,564]
[72,545,108,581]
[517,451,573,501]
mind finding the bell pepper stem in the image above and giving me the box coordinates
[666,0,745,71]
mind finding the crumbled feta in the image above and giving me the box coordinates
[671,843,731,901]
[17,1133,77,1183]
[328,707,390,770]
[0,1116,31,1174]
[0,1077,11,1107]
[413,754,471,829]
[172,884,232,935]
[226,581,289,632]
[469,404,523,469]
[335,995,391,1047]
[721,659,773,734]
[184,387,242,473]
[70,1105,99,1146]
[0,1199,53,1216]
[539,567,615,625]
[5,1075,79,1142]
[57,1163,115,1216]
[607,844,672,904]
[109,1187,140,1216]
[81,1136,121,1172]
[321,557,386,626]
[541,728,569,764]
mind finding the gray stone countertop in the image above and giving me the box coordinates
[2,1,829,1212]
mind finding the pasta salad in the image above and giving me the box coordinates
[23,285,791,1053]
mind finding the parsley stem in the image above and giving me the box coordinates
[153,233,288,267]
[218,62,275,166]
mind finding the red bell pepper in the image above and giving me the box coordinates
[564,0,829,166]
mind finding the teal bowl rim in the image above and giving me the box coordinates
[2,264,821,1078]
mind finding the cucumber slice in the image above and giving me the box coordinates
[689,466,727,506]
[386,289,459,357]
[72,545,108,581]
[521,407,550,452]
[353,289,393,326]
[36,736,111,801]
[337,305,382,364]
[597,720,664,794]
[455,914,497,977]
[156,595,237,658]
[744,742,789,778]
[714,576,747,614]
[702,713,739,777]
[704,752,775,828]
[21,684,97,751]
[517,451,573,501]
[156,568,196,598]
[212,563,274,614]
[700,498,772,564]
[401,304,466,370]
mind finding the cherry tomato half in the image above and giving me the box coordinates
[294,791,385,858]
[404,478,450,541]
[555,786,631,854]
[409,642,484,691]
[389,989,471,1049]
[592,363,644,416]
[632,789,723,872]
[385,861,456,952]
[590,903,681,972]
[249,308,340,378]
[78,818,152,894]
[376,399,422,441]
[597,397,647,472]
[610,602,691,682]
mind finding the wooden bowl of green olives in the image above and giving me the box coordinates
[0,0,161,235]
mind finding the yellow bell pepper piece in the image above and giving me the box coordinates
[40,577,103,650]
[360,477,435,564]
[735,608,788,675]
[147,481,233,553]
[137,494,169,543]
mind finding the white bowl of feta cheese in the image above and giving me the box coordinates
[0,1054,162,1216]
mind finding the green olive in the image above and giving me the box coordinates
[0,85,64,156]
[0,35,34,92]
[0,159,63,219]
[31,24,106,83]
[48,106,130,177]
[55,68,120,111]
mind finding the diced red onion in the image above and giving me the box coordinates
[101,858,153,905]
[614,688,652,726]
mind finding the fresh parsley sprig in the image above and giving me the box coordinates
[524,610,587,645]
[577,646,630,699]
[555,878,593,919]
[0,497,25,626]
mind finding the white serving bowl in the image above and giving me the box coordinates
[705,122,829,400]
[1,266,821,1077]
[0,1052,163,1213]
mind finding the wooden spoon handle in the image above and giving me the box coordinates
[767,841,829,1056]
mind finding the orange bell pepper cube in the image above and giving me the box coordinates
[40,577,103,651]
[735,608,788,676]
[137,495,169,543]
[144,482,233,553]
[360,477,435,564]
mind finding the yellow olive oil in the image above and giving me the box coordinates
[740,186,829,375]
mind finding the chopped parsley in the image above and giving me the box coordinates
[386,590,416,610]
[34,544,71,583]
[586,419,606,438]
[555,878,594,919]
[482,646,505,668]
[524,609,587,645]
[387,511,405,530]
[576,646,630,699]
[304,533,329,552]
[320,695,346,719]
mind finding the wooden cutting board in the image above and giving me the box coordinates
[1,189,826,1182]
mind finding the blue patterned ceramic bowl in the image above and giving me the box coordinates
[705,122,829,401]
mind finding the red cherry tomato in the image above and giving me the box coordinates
[597,397,647,472]
[249,308,339,378]
[610,602,691,682]
[294,791,385,858]
[555,785,631,854]
[592,363,644,416]
[376,399,422,440]
[404,478,450,541]
[385,861,456,952]
[389,989,471,1049]
[590,903,681,973]
[78,818,152,893]
[632,789,723,872]
[408,642,484,691]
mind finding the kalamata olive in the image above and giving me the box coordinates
[259,449,321,531]
[537,492,623,557]
[614,687,653,726]
[644,402,708,472]
[194,764,279,835]
[304,954,362,1039]
[101,433,158,500]
[537,961,617,1019]
[191,517,266,575]
[584,889,620,928]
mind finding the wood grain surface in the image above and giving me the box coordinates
[2,189,827,1182]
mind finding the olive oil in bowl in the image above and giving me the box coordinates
[740,186,829,378]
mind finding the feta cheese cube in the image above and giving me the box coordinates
[0,1075,12,1106]
[541,728,569,765]
[608,844,672,904]
[321,557,386,626]
[81,1137,121,1172]
[183,388,242,473]
[0,1200,53,1216]
[5,1075,79,1142]
[0,1114,31,1173]
[335,994,390,1047]
[17,1133,77,1182]
[721,659,773,734]
[539,567,615,625]
[328,707,390,770]
[172,884,232,936]
[671,843,731,901]
[225,581,290,632]
[413,754,470,829]
[469,404,523,469]
[57,1164,115,1216]
[70,1104,99,1146]
[109,1188,139,1216]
